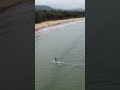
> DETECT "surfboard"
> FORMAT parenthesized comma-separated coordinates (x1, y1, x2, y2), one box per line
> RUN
(52, 61, 62, 63)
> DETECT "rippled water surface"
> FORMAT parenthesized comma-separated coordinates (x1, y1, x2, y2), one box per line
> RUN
(35, 20, 85, 90)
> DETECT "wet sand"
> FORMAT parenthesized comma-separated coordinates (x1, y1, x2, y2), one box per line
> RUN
(35, 18, 85, 31)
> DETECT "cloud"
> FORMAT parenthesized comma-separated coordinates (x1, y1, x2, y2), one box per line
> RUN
(35, 0, 85, 9)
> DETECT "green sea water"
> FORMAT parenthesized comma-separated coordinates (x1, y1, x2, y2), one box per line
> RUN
(35, 20, 85, 90)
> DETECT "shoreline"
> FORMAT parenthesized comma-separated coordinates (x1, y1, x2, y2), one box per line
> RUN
(35, 20, 82, 38)
(35, 17, 85, 31)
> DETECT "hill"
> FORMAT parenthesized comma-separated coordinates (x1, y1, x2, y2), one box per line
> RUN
(68, 8, 85, 11)
(35, 5, 85, 12)
(35, 5, 54, 10)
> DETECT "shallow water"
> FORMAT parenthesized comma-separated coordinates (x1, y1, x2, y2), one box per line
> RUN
(35, 20, 85, 90)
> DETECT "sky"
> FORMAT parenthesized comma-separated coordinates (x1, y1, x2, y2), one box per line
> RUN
(35, 0, 85, 9)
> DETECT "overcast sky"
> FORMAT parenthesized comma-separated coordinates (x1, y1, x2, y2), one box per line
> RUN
(35, 0, 85, 9)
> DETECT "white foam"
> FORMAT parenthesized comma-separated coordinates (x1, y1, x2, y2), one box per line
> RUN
(35, 20, 82, 38)
(52, 61, 62, 64)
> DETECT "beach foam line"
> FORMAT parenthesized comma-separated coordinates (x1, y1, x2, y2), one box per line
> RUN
(35, 20, 83, 38)
(35, 18, 85, 30)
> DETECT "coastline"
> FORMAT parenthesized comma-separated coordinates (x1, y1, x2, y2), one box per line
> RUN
(35, 17, 85, 31)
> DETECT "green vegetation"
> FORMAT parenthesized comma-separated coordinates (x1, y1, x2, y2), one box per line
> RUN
(35, 10, 85, 23)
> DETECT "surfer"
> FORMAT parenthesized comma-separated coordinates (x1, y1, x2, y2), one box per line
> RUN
(52, 57, 63, 64)
(55, 57, 57, 63)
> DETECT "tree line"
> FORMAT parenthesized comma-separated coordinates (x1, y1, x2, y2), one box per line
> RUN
(35, 10, 85, 23)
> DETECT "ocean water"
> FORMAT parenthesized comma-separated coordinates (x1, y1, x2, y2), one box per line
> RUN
(35, 20, 85, 90)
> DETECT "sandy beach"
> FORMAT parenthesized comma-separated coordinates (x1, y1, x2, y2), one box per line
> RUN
(35, 18, 85, 31)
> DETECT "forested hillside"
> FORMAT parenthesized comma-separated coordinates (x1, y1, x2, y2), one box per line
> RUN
(35, 10, 85, 23)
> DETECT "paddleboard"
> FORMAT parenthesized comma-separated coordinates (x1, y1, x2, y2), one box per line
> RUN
(52, 61, 62, 64)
